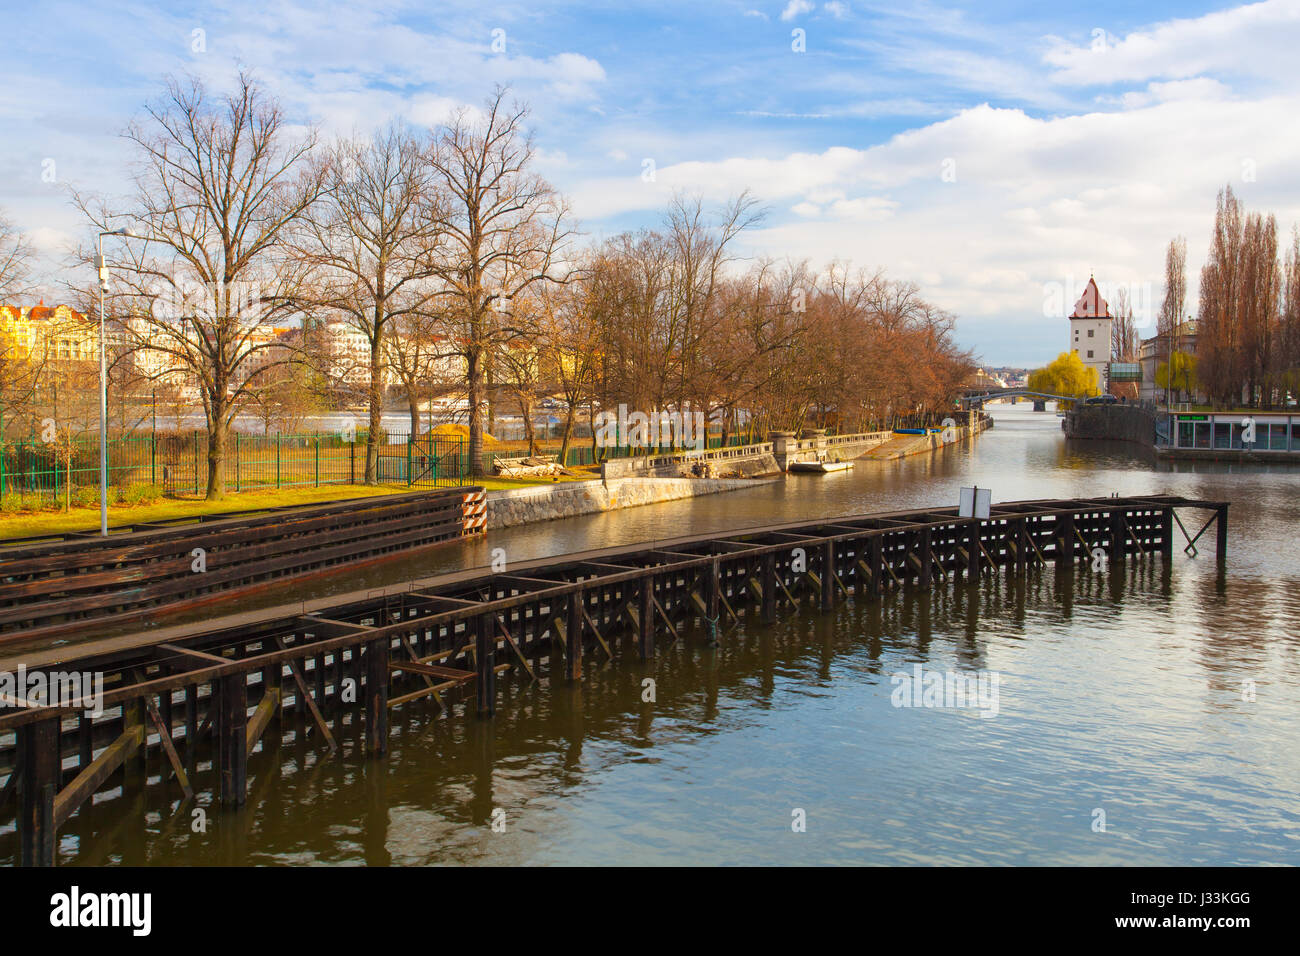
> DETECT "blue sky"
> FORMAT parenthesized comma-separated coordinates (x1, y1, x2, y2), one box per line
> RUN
(4, 0, 1299, 365)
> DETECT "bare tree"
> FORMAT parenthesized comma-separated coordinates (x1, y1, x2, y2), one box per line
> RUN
(296, 124, 446, 480)
(0, 208, 31, 301)
(74, 73, 324, 499)
(426, 87, 575, 474)
(1158, 236, 1187, 405)
(0, 211, 37, 434)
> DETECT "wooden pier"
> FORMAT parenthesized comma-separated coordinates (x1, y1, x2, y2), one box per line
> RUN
(0, 487, 487, 645)
(0, 494, 1227, 866)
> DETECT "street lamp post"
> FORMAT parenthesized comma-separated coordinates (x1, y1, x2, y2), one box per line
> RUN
(95, 227, 135, 536)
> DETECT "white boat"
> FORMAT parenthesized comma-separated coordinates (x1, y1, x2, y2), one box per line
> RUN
(789, 459, 853, 473)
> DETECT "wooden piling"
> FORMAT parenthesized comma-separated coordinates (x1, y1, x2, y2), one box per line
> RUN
(475, 614, 496, 716)
(639, 577, 655, 659)
(17, 717, 58, 867)
(566, 589, 583, 680)
(365, 637, 389, 754)
(821, 539, 835, 610)
(1109, 508, 1126, 563)
(216, 674, 247, 807)
(762, 553, 777, 623)
(918, 528, 933, 589)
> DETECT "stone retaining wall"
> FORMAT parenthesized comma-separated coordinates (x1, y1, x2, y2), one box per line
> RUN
(486, 476, 769, 529)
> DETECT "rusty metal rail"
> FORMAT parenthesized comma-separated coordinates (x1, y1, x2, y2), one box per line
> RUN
(0, 494, 1226, 866)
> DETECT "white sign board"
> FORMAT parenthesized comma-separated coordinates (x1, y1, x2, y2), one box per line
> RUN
(959, 486, 991, 520)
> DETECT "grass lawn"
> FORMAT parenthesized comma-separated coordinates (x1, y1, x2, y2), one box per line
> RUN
(0, 472, 598, 541)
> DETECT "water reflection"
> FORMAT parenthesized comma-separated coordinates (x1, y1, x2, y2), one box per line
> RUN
(8, 405, 1299, 866)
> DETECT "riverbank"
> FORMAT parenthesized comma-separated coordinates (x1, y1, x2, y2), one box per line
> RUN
(488, 475, 771, 529)
(856, 417, 993, 461)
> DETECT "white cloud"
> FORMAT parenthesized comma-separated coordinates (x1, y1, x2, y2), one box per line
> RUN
(781, 1, 815, 22)
(1043, 0, 1300, 87)
(569, 87, 1300, 357)
(824, 2, 849, 19)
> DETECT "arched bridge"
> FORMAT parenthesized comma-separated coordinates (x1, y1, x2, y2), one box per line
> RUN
(959, 387, 1080, 407)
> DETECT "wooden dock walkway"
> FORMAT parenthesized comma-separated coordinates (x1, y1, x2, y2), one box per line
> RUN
(0, 494, 1227, 865)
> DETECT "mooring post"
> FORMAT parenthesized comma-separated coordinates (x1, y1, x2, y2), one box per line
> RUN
(1058, 511, 1075, 564)
(821, 539, 835, 610)
(18, 716, 59, 867)
(1216, 504, 1228, 561)
(966, 518, 981, 583)
(566, 588, 584, 680)
(918, 527, 933, 589)
(475, 614, 496, 716)
(217, 674, 248, 807)
(1160, 506, 1174, 558)
(1109, 508, 1126, 563)
(1015, 518, 1028, 573)
(870, 535, 884, 596)
(705, 558, 720, 641)
(639, 576, 655, 660)
(364, 637, 389, 754)
(762, 552, 777, 623)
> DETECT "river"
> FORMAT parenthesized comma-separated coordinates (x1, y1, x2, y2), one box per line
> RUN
(41, 404, 1300, 865)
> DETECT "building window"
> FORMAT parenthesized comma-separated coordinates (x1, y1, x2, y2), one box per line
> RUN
(1087, 329, 1094, 338)
(1086, 350, 1094, 358)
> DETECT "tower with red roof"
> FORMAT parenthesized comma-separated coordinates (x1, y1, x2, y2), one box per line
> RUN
(1069, 276, 1112, 392)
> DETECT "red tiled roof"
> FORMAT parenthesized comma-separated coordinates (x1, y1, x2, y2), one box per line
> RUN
(1069, 277, 1110, 319)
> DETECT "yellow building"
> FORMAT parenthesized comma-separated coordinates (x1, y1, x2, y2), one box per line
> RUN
(0, 303, 98, 364)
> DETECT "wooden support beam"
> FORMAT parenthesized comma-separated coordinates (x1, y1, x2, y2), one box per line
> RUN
(143, 692, 193, 799)
(18, 717, 59, 866)
(1109, 508, 1126, 563)
(821, 539, 835, 610)
(494, 618, 537, 681)
(1216, 504, 1229, 560)
(704, 558, 720, 643)
(475, 614, 496, 717)
(387, 660, 474, 682)
(273, 636, 337, 751)
(1120, 514, 1146, 559)
(245, 686, 282, 758)
(639, 576, 655, 660)
(918, 527, 933, 589)
(650, 591, 681, 645)
(580, 606, 614, 659)
(50, 722, 144, 832)
(217, 673, 248, 806)
(870, 536, 884, 596)
(566, 589, 584, 681)
(365, 638, 389, 754)
(762, 553, 777, 624)
(158, 643, 229, 665)
(1057, 512, 1075, 564)
(776, 573, 801, 610)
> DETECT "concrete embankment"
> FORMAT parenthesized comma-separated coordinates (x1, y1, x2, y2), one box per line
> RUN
(857, 419, 992, 462)
(1065, 404, 1156, 444)
(487, 476, 770, 529)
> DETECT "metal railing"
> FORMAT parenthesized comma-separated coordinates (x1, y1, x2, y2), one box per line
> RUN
(0, 431, 471, 507)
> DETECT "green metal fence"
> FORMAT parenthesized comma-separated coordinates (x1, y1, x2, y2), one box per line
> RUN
(0, 431, 470, 507)
(0, 429, 758, 508)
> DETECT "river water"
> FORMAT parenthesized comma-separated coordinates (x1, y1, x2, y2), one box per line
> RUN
(44, 405, 1300, 865)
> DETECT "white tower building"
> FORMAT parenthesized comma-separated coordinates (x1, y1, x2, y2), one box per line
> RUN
(1069, 276, 1112, 393)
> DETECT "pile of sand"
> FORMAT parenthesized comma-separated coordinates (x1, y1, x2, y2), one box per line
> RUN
(424, 423, 501, 445)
